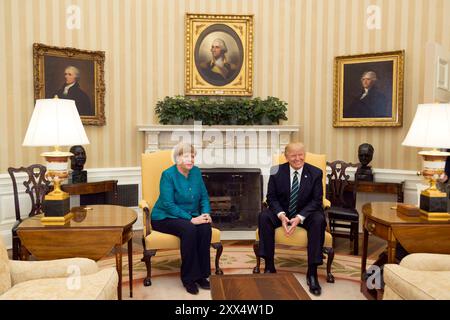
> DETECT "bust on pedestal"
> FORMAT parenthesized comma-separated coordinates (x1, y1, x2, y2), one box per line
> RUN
(70, 145, 87, 183)
(356, 143, 374, 182)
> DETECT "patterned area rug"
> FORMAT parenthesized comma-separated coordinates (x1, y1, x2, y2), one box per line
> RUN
(99, 245, 367, 281)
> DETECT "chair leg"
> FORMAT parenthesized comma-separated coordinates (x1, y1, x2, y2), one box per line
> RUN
(141, 249, 156, 286)
(211, 242, 224, 275)
(323, 247, 335, 283)
(252, 241, 261, 274)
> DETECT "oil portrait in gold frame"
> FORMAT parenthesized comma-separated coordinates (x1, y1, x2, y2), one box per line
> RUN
(185, 14, 254, 96)
(333, 50, 404, 127)
(33, 43, 106, 126)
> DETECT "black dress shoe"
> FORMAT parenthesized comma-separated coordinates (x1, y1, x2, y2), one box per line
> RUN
(264, 267, 277, 273)
(306, 274, 322, 296)
(184, 282, 199, 295)
(195, 278, 210, 290)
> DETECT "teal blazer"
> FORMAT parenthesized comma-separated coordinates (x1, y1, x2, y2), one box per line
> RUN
(151, 165, 211, 221)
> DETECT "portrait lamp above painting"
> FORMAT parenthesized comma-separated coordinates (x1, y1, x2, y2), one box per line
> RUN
(22, 97, 90, 225)
(402, 103, 450, 221)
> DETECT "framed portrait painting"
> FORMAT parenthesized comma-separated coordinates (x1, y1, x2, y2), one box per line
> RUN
(333, 50, 404, 127)
(33, 43, 106, 125)
(185, 14, 254, 96)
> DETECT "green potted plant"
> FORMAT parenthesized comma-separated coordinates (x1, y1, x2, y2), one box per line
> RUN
(155, 96, 193, 124)
(260, 96, 288, 124)
(155, 95, 288, 125)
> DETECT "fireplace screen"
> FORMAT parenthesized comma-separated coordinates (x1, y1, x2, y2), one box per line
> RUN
(201, 168, 263, 230)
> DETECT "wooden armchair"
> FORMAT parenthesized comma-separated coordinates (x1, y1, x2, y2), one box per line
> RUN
(252, 153, 335, 283)
(8, 164, 50, 260)
(139, 151, 223, 286)
(326, 160, 360, 255)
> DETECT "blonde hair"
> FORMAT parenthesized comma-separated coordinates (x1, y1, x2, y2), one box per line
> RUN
(285, 142, 305, 155)
(172, 142, 196, 163)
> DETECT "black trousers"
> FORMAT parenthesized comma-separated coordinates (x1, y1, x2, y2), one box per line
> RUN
(258, 209, 326, 266)
(152, 218, 212, 285)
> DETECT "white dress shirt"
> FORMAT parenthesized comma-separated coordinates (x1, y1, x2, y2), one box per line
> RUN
(360, 88, 369, 100)
(277, 165, 306, 223)
(63, 82, 75, 95)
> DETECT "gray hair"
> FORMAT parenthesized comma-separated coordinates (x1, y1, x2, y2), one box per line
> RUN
(172, 142, 196, 162)
(65, 66, 80, 79)
(361, 71, 377, 81)
(211, 38, 228, 54)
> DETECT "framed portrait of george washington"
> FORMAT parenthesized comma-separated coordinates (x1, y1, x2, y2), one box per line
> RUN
(185, 14, 254, 96)
(33, 43, 106, 126)
(333, 50, 404, 127)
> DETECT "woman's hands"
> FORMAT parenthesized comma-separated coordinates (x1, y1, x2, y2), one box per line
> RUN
(191, 213, 212, 225)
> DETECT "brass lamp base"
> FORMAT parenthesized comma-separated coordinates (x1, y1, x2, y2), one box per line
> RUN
(41, 212, 74, 226)
(420, 189, 450, 221)
(42, 197, 70, 217)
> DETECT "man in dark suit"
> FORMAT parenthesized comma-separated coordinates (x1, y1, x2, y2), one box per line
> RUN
(258, 142, 326, 296)
(55, 66, 92, 116)
(344, 71, 390, 118)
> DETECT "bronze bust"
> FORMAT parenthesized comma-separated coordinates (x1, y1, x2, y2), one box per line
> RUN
(356, 143, 374, 182)
(70, 145, 87, 183)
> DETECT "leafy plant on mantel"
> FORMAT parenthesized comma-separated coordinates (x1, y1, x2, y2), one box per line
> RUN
(155, 96, 288, 125)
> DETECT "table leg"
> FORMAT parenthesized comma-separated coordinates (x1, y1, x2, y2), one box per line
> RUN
(128, 238, 133, 298)
(361, 228, 369, 280)
(115, 244, 122, 300)
(387, 241, 397, 263)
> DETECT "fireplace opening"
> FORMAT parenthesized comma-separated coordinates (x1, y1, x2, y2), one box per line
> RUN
(201, 168, 263, 230)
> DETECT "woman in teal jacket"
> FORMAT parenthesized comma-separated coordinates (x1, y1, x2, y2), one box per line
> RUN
(151, 143, 212, 295)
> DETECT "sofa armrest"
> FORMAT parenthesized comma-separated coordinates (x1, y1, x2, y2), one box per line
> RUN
(400, 253, 450, 271)
(9, 258, 99, 286)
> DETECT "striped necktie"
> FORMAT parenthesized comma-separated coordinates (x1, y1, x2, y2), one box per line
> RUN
(288, 171, 299, 217)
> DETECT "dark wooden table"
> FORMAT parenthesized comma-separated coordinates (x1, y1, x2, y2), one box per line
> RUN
(348, 181, 404, 203)
(360, 202, 450, 300)
(61, 180, 118, 204)
(210, 273, 311, 300)
(17, 205, 137, 300)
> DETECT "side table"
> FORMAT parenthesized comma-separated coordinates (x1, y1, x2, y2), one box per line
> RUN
(360, 202, 450, 300)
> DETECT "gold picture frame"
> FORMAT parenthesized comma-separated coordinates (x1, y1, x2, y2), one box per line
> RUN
(333, 50, 404, 127)
(185, 14, 254, 96)
(33, 43, 106, 126)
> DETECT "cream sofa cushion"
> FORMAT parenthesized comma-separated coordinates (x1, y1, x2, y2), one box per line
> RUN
(399, 253, 450, 271)
(9, 258, 98, 285)
(383, 264, 450, 300)
(0, 268, 118, 300)
(0, 239, 11, 295)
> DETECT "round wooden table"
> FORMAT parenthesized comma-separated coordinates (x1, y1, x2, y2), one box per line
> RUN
(17, 205, 137, 300)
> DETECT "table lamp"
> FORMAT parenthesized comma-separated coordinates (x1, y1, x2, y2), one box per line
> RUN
(402, 103, 450, 221)
(23, 98, 90, 225)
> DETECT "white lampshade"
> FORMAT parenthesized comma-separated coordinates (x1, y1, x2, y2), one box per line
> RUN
(402, 103, 450, 149)
(23, 98, 89, 147)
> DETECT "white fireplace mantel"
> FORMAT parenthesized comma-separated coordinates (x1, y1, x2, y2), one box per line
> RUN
(137, 124, 301, 154)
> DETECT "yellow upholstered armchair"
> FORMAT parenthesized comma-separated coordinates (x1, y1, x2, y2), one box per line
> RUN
(253, 152, 335, 283)
(0, 238, 118, 300)
(139, 151, 223, 286)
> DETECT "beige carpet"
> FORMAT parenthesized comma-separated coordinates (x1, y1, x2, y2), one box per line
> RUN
(98, 245, 371, 300)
